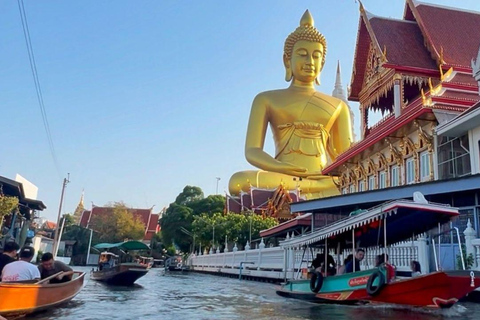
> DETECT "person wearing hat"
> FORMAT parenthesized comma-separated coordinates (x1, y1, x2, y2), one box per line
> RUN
(1, 246, 40, 282)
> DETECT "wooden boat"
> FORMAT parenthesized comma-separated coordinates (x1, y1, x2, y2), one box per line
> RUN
(0, 271, 86, 317)
(90, 240, 150, 286)
(276, 194, 480, 308)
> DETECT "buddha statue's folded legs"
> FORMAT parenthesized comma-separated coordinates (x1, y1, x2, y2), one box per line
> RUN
(228, 170, 339, 199)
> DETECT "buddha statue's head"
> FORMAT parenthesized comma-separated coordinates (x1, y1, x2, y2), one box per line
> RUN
(283, 10, 327, 85)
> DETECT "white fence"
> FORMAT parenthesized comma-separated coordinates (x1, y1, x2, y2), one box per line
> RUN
(188, 235, 428, 280)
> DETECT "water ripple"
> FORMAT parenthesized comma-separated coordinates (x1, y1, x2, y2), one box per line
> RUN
(25, 267, 480, 320)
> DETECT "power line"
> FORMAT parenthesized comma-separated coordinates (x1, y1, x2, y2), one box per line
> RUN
(17, 0, 62, 177)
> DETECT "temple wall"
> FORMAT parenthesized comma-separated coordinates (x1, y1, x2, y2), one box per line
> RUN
(339, 123, 434, 194)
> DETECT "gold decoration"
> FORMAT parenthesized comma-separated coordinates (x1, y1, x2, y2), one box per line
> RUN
(377, 152, 388, 171)
(386, 138, 402, 166)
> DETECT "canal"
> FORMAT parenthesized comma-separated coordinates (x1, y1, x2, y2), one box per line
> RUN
(31, 267, 480, 320)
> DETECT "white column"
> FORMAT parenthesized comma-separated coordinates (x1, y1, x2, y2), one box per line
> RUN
(464, 219, 476, 258)
(472, 239, 480, 270)
(417, 234, 430, 273)
(393, 75, 402, 118)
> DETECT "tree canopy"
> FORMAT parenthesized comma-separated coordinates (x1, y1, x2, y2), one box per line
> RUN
(159, 186, 278, 254)
(90, 202, 145, 243)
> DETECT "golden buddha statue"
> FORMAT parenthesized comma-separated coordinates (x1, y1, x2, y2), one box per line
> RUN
(229, 10, 353, 199)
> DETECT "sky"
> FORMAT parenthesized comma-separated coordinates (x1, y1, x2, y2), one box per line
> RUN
(1, 0, 480, 222)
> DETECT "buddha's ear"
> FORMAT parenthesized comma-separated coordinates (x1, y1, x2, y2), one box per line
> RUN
(315, 74, 321, 85)
(283, 54, 292, 82)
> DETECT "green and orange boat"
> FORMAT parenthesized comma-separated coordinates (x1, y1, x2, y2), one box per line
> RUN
(276, 195, 480, 308)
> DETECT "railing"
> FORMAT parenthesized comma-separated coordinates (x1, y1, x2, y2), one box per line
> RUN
(188, 236, 427, 280)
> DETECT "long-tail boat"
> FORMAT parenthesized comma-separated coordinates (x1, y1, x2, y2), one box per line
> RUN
(276, 193, 480, 308)
(90, 240, 150, 285)
(0, 271, 86, 317)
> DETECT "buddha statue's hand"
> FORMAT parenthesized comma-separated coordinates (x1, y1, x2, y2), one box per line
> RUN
(273, 162, 308, 177)
(306, 173, 332, 180)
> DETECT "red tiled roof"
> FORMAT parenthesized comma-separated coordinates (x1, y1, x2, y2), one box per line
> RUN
(446, 73, 479, 87)
(259, 214, 311, 238)
(411, 2, 480, 68)
(78, 210, 91, 227)
(350, 15, 371, 100)
(43, 221, 56, 230)
(81, 206, 156, 242)
(370, 18, 437, 71)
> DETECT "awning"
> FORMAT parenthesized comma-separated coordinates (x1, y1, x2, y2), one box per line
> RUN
(280, 199, 458, 249)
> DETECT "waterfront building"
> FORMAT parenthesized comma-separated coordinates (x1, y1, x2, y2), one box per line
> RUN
(0, 175, 46, 248)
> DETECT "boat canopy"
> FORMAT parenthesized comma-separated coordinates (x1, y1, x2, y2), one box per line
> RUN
(280, 199, 459, 250)
(94, 240, 150, 251)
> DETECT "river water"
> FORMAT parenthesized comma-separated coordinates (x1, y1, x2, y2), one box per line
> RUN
(29, 267, 480, 320)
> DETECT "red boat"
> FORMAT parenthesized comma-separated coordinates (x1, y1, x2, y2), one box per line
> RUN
(277, 195, 480, 308)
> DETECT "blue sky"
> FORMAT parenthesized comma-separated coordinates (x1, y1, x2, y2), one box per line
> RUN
(1, 0, 480, 222)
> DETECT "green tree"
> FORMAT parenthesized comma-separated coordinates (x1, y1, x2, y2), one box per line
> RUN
(159, 203, 194, 252)
(187, 194, 225, 217)
(62, 225, 91, 265)
(192, 212, 277, 250)
(90, 202, 145, 243)
(0, 195, 19, 221)
(60, 213, 75, 228)
(175, 186, 204, 206)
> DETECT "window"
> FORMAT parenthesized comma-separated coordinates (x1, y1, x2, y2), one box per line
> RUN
(420, 151, 431, 181)
(438, 135, 471, 179)
(342, 188, 347, 195)
(406, 157, 415, 184)
(378, 171, 386, 189)
(368, 175, 375, 190)
(358, 180, 365, 192)
(349, 185, 355, 193)
(391, 165, 399, 187)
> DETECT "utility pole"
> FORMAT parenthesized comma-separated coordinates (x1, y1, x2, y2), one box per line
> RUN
(215, 177, 221, 195)
(52, 174, 70, 258)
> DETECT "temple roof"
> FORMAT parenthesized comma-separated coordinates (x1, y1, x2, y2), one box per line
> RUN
(371, 18, 437, 71)
(78, 206, 159, 242)
(406, 0, 480, 68)
(350, 1, 480, 101)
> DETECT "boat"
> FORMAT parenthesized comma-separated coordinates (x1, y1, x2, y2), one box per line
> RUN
(90, 240, 150, 285)
(0, 271, 86, 317)
(276, 194, 480, 308)
(166, 255, 185, 271)
(138, 256, 154, 269)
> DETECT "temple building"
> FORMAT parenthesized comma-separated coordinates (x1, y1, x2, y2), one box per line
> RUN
(78, 205, 160, 244)
(325, 0, 480, 194)
(232, 1, 480, 248)
(286, 1, 480, 270)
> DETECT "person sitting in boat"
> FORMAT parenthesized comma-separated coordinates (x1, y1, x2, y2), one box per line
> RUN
(0, 241, 20, 278)
(411, 260, 421, 277)
(38, 252, 74, 284)
(311, 253, 323, 272)
(318, 254, 336, 276)
(345, 248, 365, 273)
(338, 254, 353, 274)
(1, 246, 40, 282)
(375, 254, 389, 267)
